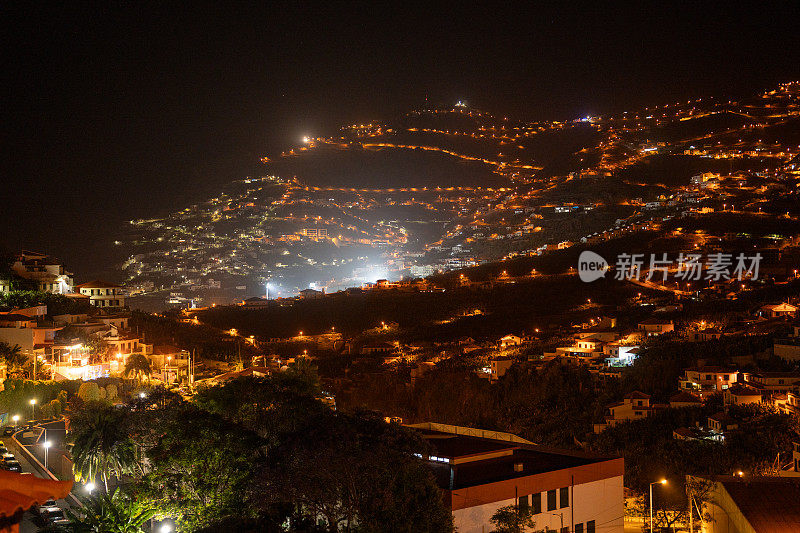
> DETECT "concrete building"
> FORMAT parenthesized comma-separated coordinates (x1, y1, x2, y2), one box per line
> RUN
(409, 422, 623, 533)
(10, 251, 73, 294)
(759, 302, 798, 319)
(689, 475, 800, 533)
(594, 391, 661, 433)
(637, 318, 675, 336)
(679, 367, 739, 397)
(489, 357, 513, 382)
(723, 384, 762, 406)
(75, 280, 126, 308)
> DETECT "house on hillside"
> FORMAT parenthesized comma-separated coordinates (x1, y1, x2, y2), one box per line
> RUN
(637, 318, 675, 336)
(499, 334, 523, 348)
(759, 302, 798, 319)
(669, 391, 703, 408)
(708, 412, 738, 435)
(489, 357, 514, 382)
(75, 280, 126, 308)
(723, 384, 762, 406)
(594, 391, 664, 433)
(679, 367, 739, 397)
(298, 288, 324, 299)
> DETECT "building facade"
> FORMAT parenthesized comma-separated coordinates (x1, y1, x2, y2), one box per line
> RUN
(409, 423, 623, 533)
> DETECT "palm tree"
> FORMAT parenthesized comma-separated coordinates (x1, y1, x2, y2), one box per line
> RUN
(64, 487, 154, 532)
(68, 403, 138, 491)
(123, 353, 151, 382)
(0, 341, 28, 377)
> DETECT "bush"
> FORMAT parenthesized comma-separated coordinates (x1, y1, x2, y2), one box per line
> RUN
(106, 384, 118, 401)
(49, 399, 62, 417)
(77, 382, 102, 402)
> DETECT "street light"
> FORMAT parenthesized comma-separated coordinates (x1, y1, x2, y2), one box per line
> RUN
(85, 482, 96, 493)
(139, 392, 147, 399)
(650, 479, 667, 533)
(159, 524, 172, 533)
(43, 441, 51, 470)
(12, 415, 19, 430)
(29, 399, 37, 420)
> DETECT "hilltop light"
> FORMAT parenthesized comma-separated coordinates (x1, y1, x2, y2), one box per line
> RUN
(302, 136, 311, 144)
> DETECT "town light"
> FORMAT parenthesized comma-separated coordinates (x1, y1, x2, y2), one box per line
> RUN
(160, 524, 173, 533)
(139, 392, 147, 399)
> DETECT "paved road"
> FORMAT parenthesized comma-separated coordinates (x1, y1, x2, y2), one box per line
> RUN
(2, 434, 71, 532)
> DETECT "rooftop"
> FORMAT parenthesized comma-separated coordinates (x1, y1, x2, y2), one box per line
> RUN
(75, 279, 122, 289)
(416, 427, 618, 490)
(717, 476, 800, 533)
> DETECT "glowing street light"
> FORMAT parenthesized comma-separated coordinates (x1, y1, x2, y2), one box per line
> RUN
(139, 392, 147, 399)
(43, 441, 51, 469)
(29, 399, 36, 420)
(160, 524, 173, 533)
(85, 482, 96, 493)
(11, 415, 19, 430)
(650, 479, 667, 533)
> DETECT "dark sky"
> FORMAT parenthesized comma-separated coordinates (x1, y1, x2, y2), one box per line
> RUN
(3, 2, 799, 279)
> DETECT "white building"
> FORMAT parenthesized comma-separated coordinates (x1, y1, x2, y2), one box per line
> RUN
(409, 422, 623, 533)
(10, 251, 73, 293)
(75, 280, 126, 308)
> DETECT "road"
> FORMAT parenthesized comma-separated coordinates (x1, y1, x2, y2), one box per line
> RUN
(3, 431, 71, 532)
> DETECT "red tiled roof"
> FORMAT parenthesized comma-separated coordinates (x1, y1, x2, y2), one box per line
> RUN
(727, 384, 761, 396)
(625, 391, 651, 399)
(75, 279, 121, 289)
(670, 391, 702, 404)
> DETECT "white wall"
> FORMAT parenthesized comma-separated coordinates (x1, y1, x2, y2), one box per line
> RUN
(453, 475, 624, 533)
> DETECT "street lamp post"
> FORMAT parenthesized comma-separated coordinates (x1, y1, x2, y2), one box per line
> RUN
(12, 415, 19, 431)
(29, 399, 36, 421)
(43, 441, 51, 470)
(650, 479, 667, 533)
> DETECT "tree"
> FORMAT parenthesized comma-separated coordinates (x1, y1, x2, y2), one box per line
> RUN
(255, 410, 453, 533)
(64, 487, 154, 532)
(489, 505, 539, 533)
(123, 353, 151, 383)
(134, 404, 265, 531)
(77, 382, 102, 403)
(68, 402, 138, 491)
(0, 342, 28, 376)
(193, 373, 325, 442)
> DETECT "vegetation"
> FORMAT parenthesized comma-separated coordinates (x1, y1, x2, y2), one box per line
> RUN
(0, 290, 91, 315)
(489, 505, 540, 533)
(0, 342, 28, 377)
(64, 488, 155, 532)
(64, 371, 453, 532)
(69, 401, 139, 491)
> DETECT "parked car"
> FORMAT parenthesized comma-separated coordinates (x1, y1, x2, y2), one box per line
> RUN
(33, 500, 58, 516)
(40, 506, 69, 527)
(2, 460, 21, 472)
(2, 426, 14, 436)
(0, 445, 8, 455)
(1, 452, 15, 463)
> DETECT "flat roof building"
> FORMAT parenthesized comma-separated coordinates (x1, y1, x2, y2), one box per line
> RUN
(408, 422, 623, 533)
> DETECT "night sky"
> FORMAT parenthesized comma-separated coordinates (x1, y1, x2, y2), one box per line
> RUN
(3, 3, 799, 279)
